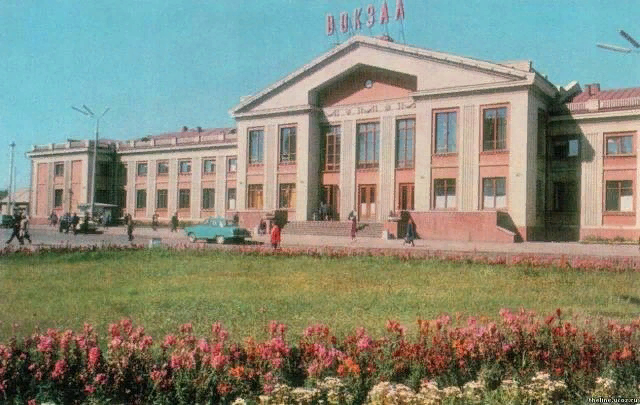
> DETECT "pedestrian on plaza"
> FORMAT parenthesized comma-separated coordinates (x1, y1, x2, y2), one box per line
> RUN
(48, 211, 58, 227)
(403, 218, 415, 247)
(348, 210, 357, 241)
(71, 212, 80, 235)
(127, 218, 135, 242)
(270, 222, 281, 249)
(5, 212, 24, 245)
(320, 201, 328, 221)
(19, 214, 32, 245)
(171, 212, 179, 232)
(152, 212, 159, 231)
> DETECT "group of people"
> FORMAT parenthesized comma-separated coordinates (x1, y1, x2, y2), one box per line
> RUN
(50, 211, 90, 235)
(5, 211, 31, 245)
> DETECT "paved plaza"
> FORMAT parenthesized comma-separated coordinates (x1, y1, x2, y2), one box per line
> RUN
(3, 224, 640, 259)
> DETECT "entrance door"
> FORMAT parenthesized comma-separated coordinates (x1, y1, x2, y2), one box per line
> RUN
(322, 185, 340, 220)
(358, 185, 376, 221)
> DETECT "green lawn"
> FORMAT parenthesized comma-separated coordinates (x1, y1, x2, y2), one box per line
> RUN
(1, 249, 639, 342)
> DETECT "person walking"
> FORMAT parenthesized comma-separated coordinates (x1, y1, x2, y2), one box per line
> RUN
(403, 218, 415, 247)
(270, 222, 281, 249)
(48, 211, 58, 227)
(71, 212, 80, 235)
(152, 212, 159, 231)
(171, 212, 179, 232)
(348, 210, 357, 241)
(127, 218, 135, 242)
(19, 214, 32, 245)
(6, 212, 24, 245)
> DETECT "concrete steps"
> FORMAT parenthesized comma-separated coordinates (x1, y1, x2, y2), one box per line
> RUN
(282, 221, 384, 238)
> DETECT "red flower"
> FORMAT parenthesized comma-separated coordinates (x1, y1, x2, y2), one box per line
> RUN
(216, 382, 232, 396)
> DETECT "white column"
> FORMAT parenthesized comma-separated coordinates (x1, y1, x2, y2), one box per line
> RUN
(295, 115, 311, 221)
(168, 158, 178, 215)
(126, 161, 136, 214)
(379, 116, 395, 221)
(459, 105, 478, 210)
(264, 124, 277, 210)
(147, 159, 156, 218)
(216, 157, 226, 217)
(414, 102, 432, 211)
(64, 160, 72, 212)
(192, 157, 202, 219)
(340, 119, 356, 219)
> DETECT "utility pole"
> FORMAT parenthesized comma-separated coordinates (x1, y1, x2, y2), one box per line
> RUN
(8, 142, 15, 215)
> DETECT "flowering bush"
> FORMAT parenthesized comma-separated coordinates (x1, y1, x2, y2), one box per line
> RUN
(1, 310, 640, 404)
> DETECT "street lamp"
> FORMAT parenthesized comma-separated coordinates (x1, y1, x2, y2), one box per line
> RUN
(597, 29, 640, 54)
(72, 105, 110, 217)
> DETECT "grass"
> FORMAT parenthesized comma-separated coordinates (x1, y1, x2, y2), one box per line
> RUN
(1, 248, 640, 342)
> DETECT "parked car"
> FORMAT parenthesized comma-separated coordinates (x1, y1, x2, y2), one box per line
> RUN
(184, 216, 251, 244)
(0, 214, 14, 228)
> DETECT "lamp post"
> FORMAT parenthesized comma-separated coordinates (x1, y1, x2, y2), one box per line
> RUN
(8, 141, 15, 214)
(597, 29, 640, 54)
(72, 105, 109, 217)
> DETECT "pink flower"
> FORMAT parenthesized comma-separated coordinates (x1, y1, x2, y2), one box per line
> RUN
(88, 347, 100, 370)
(139, 335, 153, 350)
(180, 323, 193, 334)
(357, 336, 372, 351)
(37, 336, 54, 353)
(108, 323, 120, 338)
(94, 373, 107, 385)
(109, 337, 123, 350)
(163, 335, 177, 347)
(211, 354, 228, 370)
(170, 354, 183, 370)
(51, 359, 66, 380)
(197, 338, 210, 353)
(28, 400, 37, 405)
(84, 384, 96, 394)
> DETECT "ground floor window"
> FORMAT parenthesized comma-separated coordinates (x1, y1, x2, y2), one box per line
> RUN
(54, 189, 63, 208)
(434, 179, 456, 209)
(202, 188, 215, 210)
(247, 184, 263, 209)
(482, 177, 506, 209)
(606, 180, 633, 212)
(279, 183, 296, 209)
(156, 189, 168, 209)
(179, 189, 190, 209)
(227, 188, 236, 210)
(398, 183, 415, 211)
(136, 189, 147, 209)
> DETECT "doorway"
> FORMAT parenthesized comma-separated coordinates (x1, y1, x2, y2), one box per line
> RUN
(358, 185, 376, 221)
(322, 185, 340, 220)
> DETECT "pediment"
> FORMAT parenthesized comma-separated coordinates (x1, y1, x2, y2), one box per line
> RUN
(231, 36, 534, 117)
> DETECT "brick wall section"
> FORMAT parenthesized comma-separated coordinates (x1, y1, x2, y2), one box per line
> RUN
(408, 211, 516, 243)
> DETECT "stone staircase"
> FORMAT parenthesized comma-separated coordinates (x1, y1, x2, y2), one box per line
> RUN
(282, 221, 384, 238)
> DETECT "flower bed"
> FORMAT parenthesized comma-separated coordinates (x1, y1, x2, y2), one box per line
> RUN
(1, 310, 640, 404)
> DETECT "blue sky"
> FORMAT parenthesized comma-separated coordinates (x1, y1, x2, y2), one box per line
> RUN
(2, 0, 640, 189)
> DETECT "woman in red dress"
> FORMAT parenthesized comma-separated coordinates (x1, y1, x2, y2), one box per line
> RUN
(270, 223, 281, 249)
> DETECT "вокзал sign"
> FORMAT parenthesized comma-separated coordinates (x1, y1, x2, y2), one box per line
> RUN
(326, 0, 405, 36)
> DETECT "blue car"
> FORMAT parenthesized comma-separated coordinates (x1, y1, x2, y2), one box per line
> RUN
(184, 216, 251, 244)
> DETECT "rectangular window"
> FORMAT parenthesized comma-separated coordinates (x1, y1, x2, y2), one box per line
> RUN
(179, 189, 190, 209)
(482, 107, 507, 151)
(247, 184, 264, 210)
(434, 179, 456, 209)
(483, 177, 506, 209)
(202, 188, 215, 210)
(434, 111, 457, 154)
(54, 163, 64, 177)
(606, 135, 634, 155)
(137, 162, 148, 176)
(552, 137, 580, 159)
(606, 180, 633, 212)
(249, 129, 264, 164)
(179, 160, 191, 174)
(398, 183, 415, 211)
(157, 161, 169, 175)
(356, 122, 380, 168)
(227, 188, 236, 210)
(136, 189, 147, 209)
(54, 189, 63, 207)
(279, 183, 296, 209)
(324, 125, 341, 171)
(156, 189, 168, 209)
(396, 118, 415, 168)
(203, 159, 216, 174)
(227, 157, 237, 173)
(279, 127, 297, 162)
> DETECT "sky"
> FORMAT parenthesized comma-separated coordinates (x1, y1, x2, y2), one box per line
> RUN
(1, 0, 640, 190)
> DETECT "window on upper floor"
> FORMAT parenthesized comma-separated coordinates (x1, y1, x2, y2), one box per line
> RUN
(396, 118, 415, 168)
(323, 125, 341, 172)
(606, 134, 634, 156)
(356, 122, 379, 168)
(157, 161, 169, 175)
(434, 111, 457, 154)
(54, 163, 64, 177)
(482, 107, 507, 151)
(552, 137, 580, 160)
(137, 162, 148, 176)
(249, 129, 264, 164)
(280, 127, 297, 163)
(227, 157, 237, 173)
(179, 160, 191, 174)
(203, 159, 216, 174)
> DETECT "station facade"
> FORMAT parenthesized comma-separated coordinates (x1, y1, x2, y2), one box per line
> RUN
(27, 35, 640, 242)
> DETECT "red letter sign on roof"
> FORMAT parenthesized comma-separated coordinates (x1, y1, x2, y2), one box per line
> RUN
(354, 7, 362, 31)
(380, 1, 389, 24)
(326, 14, 335, 36)
(366, 4, 376, 28)
(395, 0, 405, 20)
(340, 12, 349, 33)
